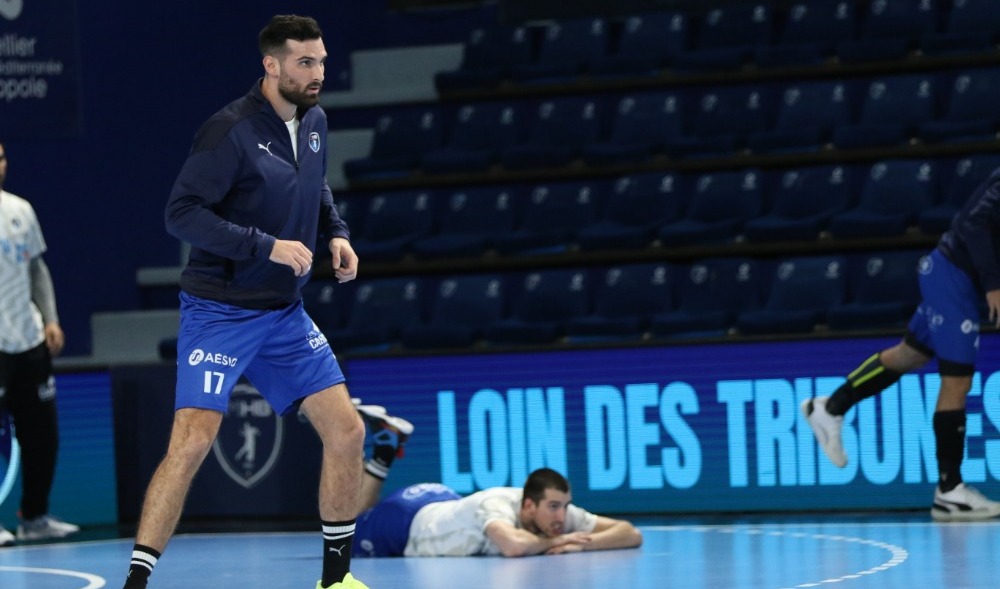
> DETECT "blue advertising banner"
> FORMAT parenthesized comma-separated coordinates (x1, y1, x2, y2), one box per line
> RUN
(0, 0, 82, 139)
(0, 371, 117, 527)
(346, 334, 1000, 515)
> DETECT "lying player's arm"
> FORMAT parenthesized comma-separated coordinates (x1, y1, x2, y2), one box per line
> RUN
(484, 521, 591, 557)
(579, 516, 643, 552)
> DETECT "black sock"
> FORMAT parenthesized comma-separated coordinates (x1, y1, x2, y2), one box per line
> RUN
(321, 519, 356, 587)
(123, 544, 161, 589)
(934, 409, 966, 493)
(826, 353, 902, 416)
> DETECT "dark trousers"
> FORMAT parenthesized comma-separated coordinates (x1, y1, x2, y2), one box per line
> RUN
(0, 343, 58, 520)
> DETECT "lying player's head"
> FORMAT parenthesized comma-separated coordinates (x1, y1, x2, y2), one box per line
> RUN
(521, 468, 572, 537)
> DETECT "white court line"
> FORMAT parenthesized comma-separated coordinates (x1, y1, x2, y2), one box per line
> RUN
(0, 565, 105, 588)
(648, 524, 909, 589)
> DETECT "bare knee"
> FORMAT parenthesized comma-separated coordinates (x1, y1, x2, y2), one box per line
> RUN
(880, 342, 931, 373)
(164, 409, 222, 467)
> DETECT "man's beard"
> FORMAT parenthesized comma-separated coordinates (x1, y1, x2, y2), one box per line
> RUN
(278, 79, 320, 109)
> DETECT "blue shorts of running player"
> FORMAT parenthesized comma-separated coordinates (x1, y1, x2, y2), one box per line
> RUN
(353, 483, 461, 557)
(174, 291, 345, 415)
(905, 249, 981, 376)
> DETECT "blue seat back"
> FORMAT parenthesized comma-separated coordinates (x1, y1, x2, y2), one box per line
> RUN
(943, 0, 1000, 36)
(345, 277, 423, 333)
(944, 154, 1000, 206)
(770, 165, 855, 218)
(858, 0, 941, 40)
(592, 263, 673, 319)
(774, 80, 854, 131)
(368, 109, 443, 160)
(359, 190, 435, 243)
(435, 187, 519, 235)
(696, 3, 774, 50)
(858, 160, 939, 216)
(615, 12, 689, 63)
(524, 97, 602, 147)
(535, 18, 609, 70)
(939, 68, 1000, 124)
(521, 183, 600, 233)
(676, 258, 767, 314)
(511, 269, 590, 323)
(429, 274, 506, 327)
(856, 74, 937, 127)
(604, 172, 686, 226)
(688, 85, 772, 138)
(686, 169, 764, 223)
(765, 256, 847, 312)
(609, 92, 684, 145)
(446, 103, 521, 151)
(460, 26, 533, 70)
(779, 0, 857, 46)
(847, 250, 924, 305)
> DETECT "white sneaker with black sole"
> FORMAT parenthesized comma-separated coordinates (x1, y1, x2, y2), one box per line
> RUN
(0, 525, 14, 547)
(16, 515, 80, 541)
(801, 396, 848, 468)
(931, 483, 1000, 521)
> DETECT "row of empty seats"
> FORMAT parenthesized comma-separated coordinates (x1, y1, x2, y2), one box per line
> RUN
(337, 155, 999, 261)
(346, 67, 1000, 180)
(302, 251, 929, 352)
(436, 0, 1000, 90)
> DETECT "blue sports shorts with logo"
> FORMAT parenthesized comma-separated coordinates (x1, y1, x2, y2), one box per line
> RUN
(353, 483, 461, 557)
(907, 249, 981, 368)
(174, 291, 345, 416)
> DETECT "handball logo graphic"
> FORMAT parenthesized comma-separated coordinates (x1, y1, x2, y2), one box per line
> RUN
(0, 412, 20, 508)
(211, 382, 283, 489)
(0, 0, 23, 20)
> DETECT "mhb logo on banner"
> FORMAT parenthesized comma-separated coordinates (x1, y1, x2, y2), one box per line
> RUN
(211, 382, 283, 489)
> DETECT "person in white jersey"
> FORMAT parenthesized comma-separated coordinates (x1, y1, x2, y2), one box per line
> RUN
(352, 436, 643, 558)
(0, 141, 79, 547)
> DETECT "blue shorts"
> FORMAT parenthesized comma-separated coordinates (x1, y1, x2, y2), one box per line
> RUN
(907, 250, 981, 369)
(174, 292, 345, 416)
(353, 483, 461, 557)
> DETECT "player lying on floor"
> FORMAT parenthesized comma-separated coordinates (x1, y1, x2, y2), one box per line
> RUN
(354, 403, 643, 557)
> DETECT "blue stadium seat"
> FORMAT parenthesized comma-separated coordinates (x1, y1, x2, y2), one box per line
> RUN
(567, 263, 673, 339)
(591, 12, 689, 76)
(301, 279, 353, 337)
(922, 0, 1000, 55)
(485, 269, 590, 344)
(674, 3, 774, 72)
(737, 256, 848, 334)
(920, 68, 1000, 144)
(577, 172, 686, 250)
(494, 182, 601, 255)
(838, 0, 941, 63)
(501, 97, 603, 170)
(421, 103, 521, 174)
(332, 193, 367, 241)
(744, 165, 856, 242)
(411, 187, 520, 259)
(434, 26, 533, 92)
(652, 258, 768, 337)
(755, 0, 858, 67)
(510, 18, 610, 83)
(658, 169, 764, 246)
(920, 154, 1000, 233)
(831, 74, 937, 149)
(350, 190, 435, 261)
(748, 80, 855, 153)
(401, 274, 505, 349)
(325, 277, 423, 352)
(827, 250, 925, 331)
(342, 108, 443, 181)
(828, 160, 939, 239)
(581, 92, 684, 166)
(666, 85, 773, 158)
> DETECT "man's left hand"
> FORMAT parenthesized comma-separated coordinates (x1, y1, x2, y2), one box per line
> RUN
(44, 322, 64, 357)
(330, 237, 358, 283)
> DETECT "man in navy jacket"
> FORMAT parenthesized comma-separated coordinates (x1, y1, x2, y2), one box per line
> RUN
(121, 15, 367, 589)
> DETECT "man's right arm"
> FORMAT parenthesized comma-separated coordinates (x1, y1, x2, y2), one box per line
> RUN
(484, 521, 591, 557)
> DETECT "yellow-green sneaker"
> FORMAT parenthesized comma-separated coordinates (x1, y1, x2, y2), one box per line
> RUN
(315, 572, 370, 589)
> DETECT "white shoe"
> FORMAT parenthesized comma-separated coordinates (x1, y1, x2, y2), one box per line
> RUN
(932, 483, 1000, 521)
(16, 515, 80, 541)
(0, 525, 14, 547)
(801, 396, 847, 468)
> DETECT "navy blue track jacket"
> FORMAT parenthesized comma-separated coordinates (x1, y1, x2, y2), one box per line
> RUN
(939, 167, 1000, 294)
(165, 81, 348, 309)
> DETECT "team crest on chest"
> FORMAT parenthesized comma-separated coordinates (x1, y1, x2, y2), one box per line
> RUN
(309, 132, 321, 153)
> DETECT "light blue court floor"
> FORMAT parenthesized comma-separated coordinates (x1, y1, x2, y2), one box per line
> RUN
(2, 514, 999, 589)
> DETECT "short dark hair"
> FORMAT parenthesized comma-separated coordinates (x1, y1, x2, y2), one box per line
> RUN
(522, 468, 570, 505)
(259, 15, 323, 57)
